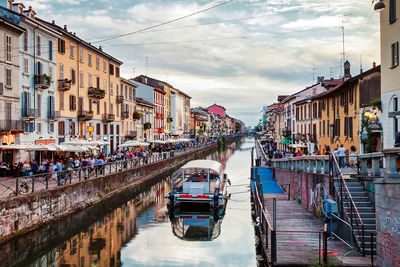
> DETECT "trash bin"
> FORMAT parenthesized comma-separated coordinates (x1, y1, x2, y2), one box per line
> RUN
(323, 199, 339, 235)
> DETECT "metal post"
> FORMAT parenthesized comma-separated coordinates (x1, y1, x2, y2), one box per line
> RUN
(362, 225, 365, 256)
(45, 176, 48, 189)
(273, 198, 277, 230)
(340, 182, 344, 218)
(271, 229, 277, 263)
(319, 232, 321, 264)
(288, 184, 291, 200)
(371, 232, 374, 266)
(31, 177, 35, 193)
(15, 178, 18, 196)
(251, 147, 254, 167)
(323, 224, 328, 264)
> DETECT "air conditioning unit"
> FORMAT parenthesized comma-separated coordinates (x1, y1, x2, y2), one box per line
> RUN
(0, 83, 3, 95)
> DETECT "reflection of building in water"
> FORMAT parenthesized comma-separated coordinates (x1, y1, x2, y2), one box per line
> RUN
(29, 181, 169, 267)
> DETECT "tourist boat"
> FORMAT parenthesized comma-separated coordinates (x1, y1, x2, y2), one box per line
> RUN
(167, 160, 229, 212)
(169, 211, 224, 241)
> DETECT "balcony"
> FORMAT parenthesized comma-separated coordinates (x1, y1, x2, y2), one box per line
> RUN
(48, 110, 61, 121)
(116, 95, 124, 103)
(121, 111, 130, 119)
(34, 74, 51, 90)
(125, 131, 137, 138)
(88, 87, 105, 99)
(78, 110, 93, 121)
(102, 113, 115, 122)
(0, 120, 24, 133)
(22, 108, 39, 120)
(58, 79, 72, 91)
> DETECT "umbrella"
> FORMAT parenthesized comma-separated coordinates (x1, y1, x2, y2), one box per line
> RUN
(120, 140, 143, 148)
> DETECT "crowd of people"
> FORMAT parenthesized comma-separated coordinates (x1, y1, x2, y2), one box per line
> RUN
(0, 140, 215, 178)
(260, 139, 358, 169)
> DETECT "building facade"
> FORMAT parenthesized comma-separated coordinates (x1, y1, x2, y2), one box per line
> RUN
(136, 97, 154, 142)
(120, 78, 137, 141)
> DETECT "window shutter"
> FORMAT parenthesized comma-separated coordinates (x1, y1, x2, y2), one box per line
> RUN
(71, 69, 76, 84)
(390, 0, 397, 23)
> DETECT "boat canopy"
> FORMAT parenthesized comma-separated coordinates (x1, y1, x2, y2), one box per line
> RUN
(180, 160, 224, 177)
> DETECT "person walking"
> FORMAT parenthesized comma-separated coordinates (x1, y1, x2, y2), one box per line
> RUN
(349, 146, 357, 169)
(338, 144, 347, 168)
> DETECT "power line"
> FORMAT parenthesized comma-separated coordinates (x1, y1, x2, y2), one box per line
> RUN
(91, 0, 235, 44)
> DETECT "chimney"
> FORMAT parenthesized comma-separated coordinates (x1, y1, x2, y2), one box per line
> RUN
(52, 20, 55, 24)
(360, 68, 363, 74)
(99, 46, 102, 51)
(64, 25, 67, 30)
(373, 62, 376, 68)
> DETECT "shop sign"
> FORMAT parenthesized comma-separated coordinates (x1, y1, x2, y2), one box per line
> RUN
(2, 134, 15, 145)
(88, 126, 94, 133)
(35, 139, 56, 145)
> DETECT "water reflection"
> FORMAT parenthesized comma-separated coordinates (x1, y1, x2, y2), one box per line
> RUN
(2, 138, 258, 267)
(169, 211, 224, 241)
(27, 181, 170, 267)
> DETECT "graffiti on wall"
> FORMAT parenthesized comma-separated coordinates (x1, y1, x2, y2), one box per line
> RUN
(379, 212, 400, 267)
(310, 183, 327, 218)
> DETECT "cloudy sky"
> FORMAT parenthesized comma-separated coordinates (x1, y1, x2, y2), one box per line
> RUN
(24, 0, 380, 126)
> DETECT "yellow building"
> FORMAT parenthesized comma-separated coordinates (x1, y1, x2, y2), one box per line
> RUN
(311, 65, 381, 154)
(120, 78, 137, 142)
(136, 97, 154, 141)
(37, 19, 123, 153)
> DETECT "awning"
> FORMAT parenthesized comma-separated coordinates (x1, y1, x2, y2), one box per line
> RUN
(279, 138, 293, 145)
(289, 144, 307, 148)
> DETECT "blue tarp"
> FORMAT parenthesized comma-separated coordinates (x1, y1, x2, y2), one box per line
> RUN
(251, 167, 284, 194)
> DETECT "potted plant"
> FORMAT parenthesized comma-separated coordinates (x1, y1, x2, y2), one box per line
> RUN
(144, 122, 152, 130)
(133, 111, 143, 120)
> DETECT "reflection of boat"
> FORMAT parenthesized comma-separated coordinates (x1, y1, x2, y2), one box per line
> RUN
(169, 211, 223, 241)
(167, 160, 229, 212)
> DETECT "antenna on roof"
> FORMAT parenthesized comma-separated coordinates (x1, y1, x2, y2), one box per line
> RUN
(340, 15, 346, 77)
(145, 57, 148, 76)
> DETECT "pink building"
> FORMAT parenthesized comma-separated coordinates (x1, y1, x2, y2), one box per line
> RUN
(207, 104, 226, 118)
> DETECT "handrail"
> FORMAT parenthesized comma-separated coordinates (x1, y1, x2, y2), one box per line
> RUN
(254, 181, 273, 231)
(330, 153, 365, 255)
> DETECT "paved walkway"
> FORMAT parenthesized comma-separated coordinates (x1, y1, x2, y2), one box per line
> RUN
(263, 195, 373, 266)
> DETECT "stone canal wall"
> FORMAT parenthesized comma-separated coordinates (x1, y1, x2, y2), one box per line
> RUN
(374, 178, 400, 267)
(0, 138, 239, 243)
(273, 169, 331, 215)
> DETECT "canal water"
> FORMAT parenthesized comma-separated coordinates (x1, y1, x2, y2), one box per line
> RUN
(1, 138, 257, 267)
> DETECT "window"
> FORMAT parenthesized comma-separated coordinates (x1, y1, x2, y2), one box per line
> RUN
(37, 35, 41, 56)
(103, 59, 107, 72)
(37, 94, 41, 116)
(334, 119, 340, 137)
(5, 69, 11, 87)
(390, 0, 397, 23)
(96, 56, 100, 69)
(395, 118, 399, 138)
(59, 91, 64, 110)
(97, 101, 100, 114)
(79, 71, 84, 88)
(70, 43, 74, 58)
(49, 40, 53, 61)
(392, 42, 399, 68)
(88, 73, 92, 87)
(88, 52, 92, 66)
(49, 66, 53, 81)
(110, 82, 113, 95)
(24, 58, 28, 74)
(59, 63, 64, 79)
(96, 123, 101, 135)
(58, 38, 65, 54)
(116, 67, 120, 78)
(103, 79, 107, 91)
(109, 64, 114, 75)
(58, 121, 65, 136)
(79, 47, 84, 63)
(323, 120, 325, 136)
(37, 123, 42, 133)
(37, 62, 43, 75)
(6, 35, 11, 62)
(24, 32, 28, 52)
(69, 95, 76, 111)
(71, 68, 76, 84)
(103, 124, 108, 135)
(71, 122, 75, 135)
(89, 99, 92, 112)
(48, 122, 54, 133)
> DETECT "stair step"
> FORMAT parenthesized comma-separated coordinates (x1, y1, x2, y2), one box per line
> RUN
(353, 202, 374, 207)
(359, 213, 376, 218)
(361, 218, 376, 224)
(347, 186, 365, 192)
(352, 196, 370, 202)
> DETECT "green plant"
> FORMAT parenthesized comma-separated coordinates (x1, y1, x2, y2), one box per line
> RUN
(369, 99, 382, 111)
(144, 122, 152, 130)
(132, 111, 143, 120)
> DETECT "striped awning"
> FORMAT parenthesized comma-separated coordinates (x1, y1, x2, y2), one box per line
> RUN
(279, 138, 294, 145)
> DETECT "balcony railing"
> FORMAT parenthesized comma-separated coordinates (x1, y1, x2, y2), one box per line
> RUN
(88, 87, 105, 99)
(34, 74, 51, 90)
(121, 111, 129, 119)
(116, 95, 124, 103)
(58, 79, 72, 91)
(103, 113, 115, 122)
(0, 120, 24, 132)
(48, 111, 61, 120)
(125, 131, 137, 138)
(22, 108, 39, 120)
(78, 110, 93, 121)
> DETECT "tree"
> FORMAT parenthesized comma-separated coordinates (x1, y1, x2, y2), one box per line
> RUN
(235, 122, 242, 133)
(254, 124, 262, 132)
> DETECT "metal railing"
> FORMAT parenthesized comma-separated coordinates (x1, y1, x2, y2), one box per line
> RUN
(252, 180, 328, 265)
(4, 142, 219, 198)
(329, 153, 366, 256)
(0, 120, 23, 132)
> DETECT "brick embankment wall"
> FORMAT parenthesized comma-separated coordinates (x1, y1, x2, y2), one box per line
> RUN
(0, 138, 241, 244)
(273, 169, 331, 214)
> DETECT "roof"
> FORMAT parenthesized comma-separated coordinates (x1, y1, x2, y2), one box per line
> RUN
(311, 65, 381, 101)
(207, 104, 226, 110)
(36, 17, 123, 65)
(121, 77, 138, 87)
(135, 75, 191, 99)
(277, 95, 289, 102)
(181, 160, 224, 176)
(136, 97, 154, 107)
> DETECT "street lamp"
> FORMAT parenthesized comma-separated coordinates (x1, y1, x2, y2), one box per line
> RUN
(306, 97, 312, 154)
(373, 0, 385, 11)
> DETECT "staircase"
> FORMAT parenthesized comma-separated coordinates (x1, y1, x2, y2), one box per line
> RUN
(334, 177, 376, 255)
